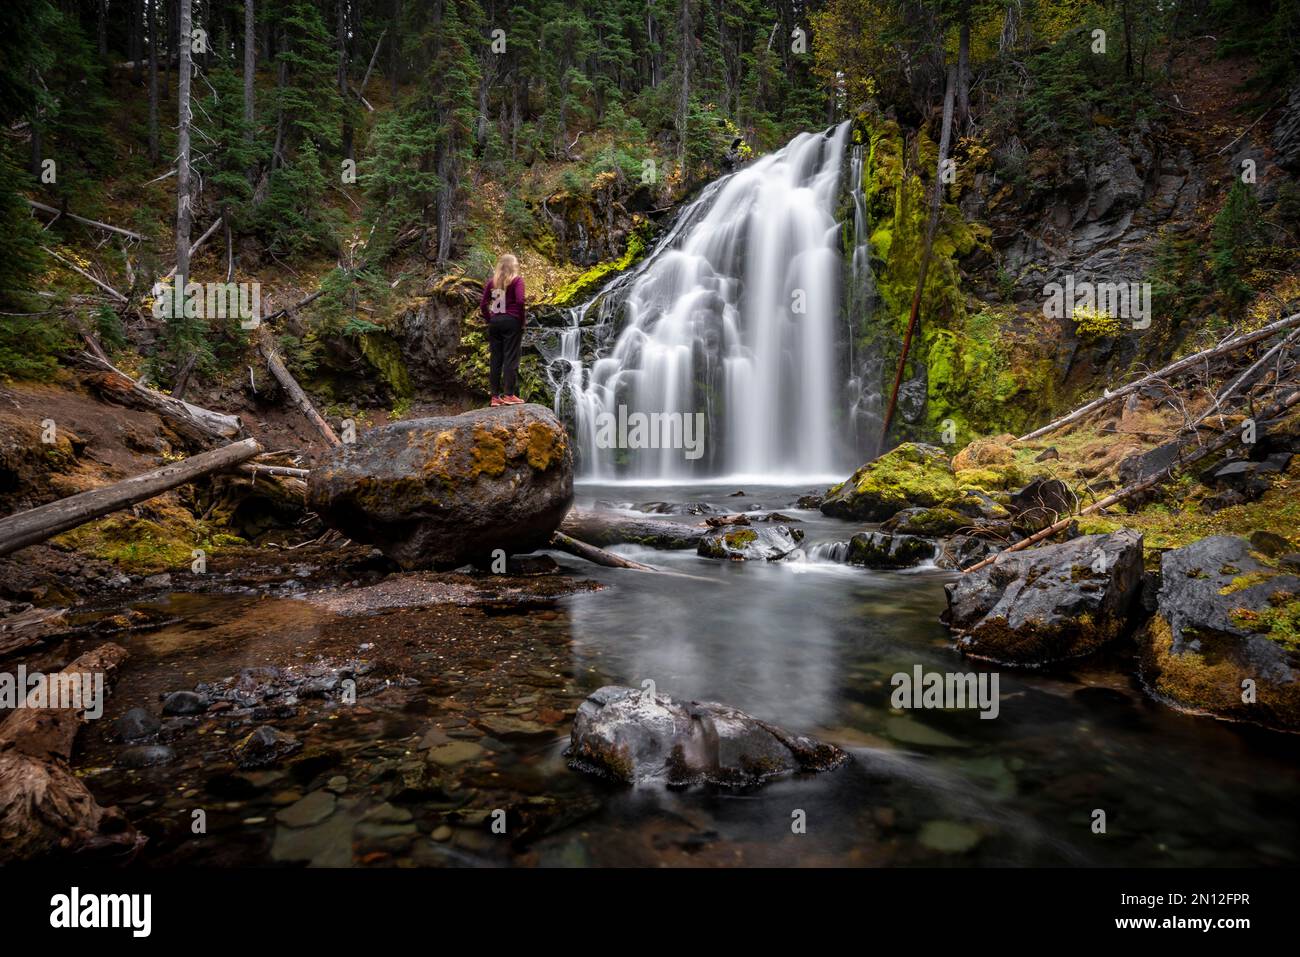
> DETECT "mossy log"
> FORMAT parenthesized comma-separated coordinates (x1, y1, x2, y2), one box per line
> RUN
(0, 438, 264, 558)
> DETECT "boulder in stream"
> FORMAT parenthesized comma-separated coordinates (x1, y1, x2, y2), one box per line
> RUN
(568, 685, 848, 786)
(846, 531, 934, 569)
(307, 404, 573, 568)
(820, 443, 960, 521)
(944, 529, 1144, 665)
(697, 524, 804, 560)
(1139, 535, 1300, 731)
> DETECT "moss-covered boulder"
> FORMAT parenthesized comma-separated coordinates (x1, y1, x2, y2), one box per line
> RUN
(952, 434, 1017, 472)
(820, 443, 960, 521)
(1139, 536, 1300, 731)
(697, 524, 804, 561)
(307, 404, 573, 569)
(943, 530, 1144, 666)
(881, 506, 973, 537)
(567, 685, 847, 787)
(846, 531, 935, 569)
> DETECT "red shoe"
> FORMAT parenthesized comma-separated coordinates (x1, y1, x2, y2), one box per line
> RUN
(503, 395, 524, 405)
(490, 395, 503, 407)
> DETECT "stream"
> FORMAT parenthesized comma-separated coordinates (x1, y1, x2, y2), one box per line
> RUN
(70, 482, 1300, 868)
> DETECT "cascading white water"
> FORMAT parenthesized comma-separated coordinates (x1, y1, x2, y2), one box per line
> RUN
(553, 122, 855, 481)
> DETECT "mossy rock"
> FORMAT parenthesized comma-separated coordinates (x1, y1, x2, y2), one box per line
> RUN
(306, 404, 573, 569)
(1139, 535, 1300, 731)
(820, 443, 961, 521)
(881, 506, 972, 537)
(697, 524, 804, 561)
(846, 531, 935, 569)
(952, 435, 1017, 472)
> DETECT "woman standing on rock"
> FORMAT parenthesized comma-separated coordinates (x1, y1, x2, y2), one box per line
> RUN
(480, 253, 526, 407)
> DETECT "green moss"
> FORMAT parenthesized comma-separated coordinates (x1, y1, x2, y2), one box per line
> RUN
(1230, 598, 1300, 652)
(824, 443, 964, 520)
(547, 218, 655, 308)
(358, 331, 413, 400)
(1219, 570, 1279, 596)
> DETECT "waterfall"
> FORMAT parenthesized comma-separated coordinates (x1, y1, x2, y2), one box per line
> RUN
(551, 121, 857, 481)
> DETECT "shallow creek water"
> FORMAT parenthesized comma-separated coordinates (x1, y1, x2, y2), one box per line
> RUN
(71, 483, 1300, 867)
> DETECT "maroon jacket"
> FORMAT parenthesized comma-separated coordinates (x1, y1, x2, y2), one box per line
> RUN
(480, 276, 525, 326)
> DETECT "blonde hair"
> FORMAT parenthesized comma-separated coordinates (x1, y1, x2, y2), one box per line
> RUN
(492, 253, 520, 291)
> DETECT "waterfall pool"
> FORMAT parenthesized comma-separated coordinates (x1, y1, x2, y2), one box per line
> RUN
(65, 482, 1300, 868)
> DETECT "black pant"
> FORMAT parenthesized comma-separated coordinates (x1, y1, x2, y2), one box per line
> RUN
(487, 314, 523, 396)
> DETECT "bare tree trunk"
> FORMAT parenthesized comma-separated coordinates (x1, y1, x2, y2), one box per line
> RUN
(957, 12, 971, 129)
(131, 0, 144, 82)
(675, 0, 693, 174)
(337, 0, 353, 161)
(148, 0, 160, 161)
(880, 62, 958, 444)
(174, 0, 194, 321)
(97, 0, 108, 55)
(390, 0, 401, 99)
(244, 0, 256, 184)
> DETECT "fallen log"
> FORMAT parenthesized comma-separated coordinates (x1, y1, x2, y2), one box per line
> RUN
(1191, 325, 1300, 428)
(0, 438, 263, 558)
(0, 606, 68, 658)
(549, 531, 658, 571)
(255, 326, 342, 447)
(560, 508, 706, 549)
(26, 199, 146, 242)
(0, 642, 144, 863)
(1018, 310, 1300, 442)
(81, 353, 244, 444)
(41, 246, 128, 303)
(967, 383, 1300, 573)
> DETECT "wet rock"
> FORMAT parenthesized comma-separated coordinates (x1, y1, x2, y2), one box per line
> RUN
(1139, 536, 1300, 731)
(232, 725, 303, 769)
(567, 685, 848, 787)
(161, 690, 208, 716)
(697, 524, 804, 561)
(114, 707, 161, 742)
(1035, 447, 1060, 462)
(141, 573, 172, 590)
(821, 443, 958, 521)
(846, 532, 934, 569)
(426, 740, 485, 767)
(933, 535, 1003, 571)
(307, 404, 574, 569)
(1008, 478, 1074, 532)
(1118, 441, 1181, 487)
(794, 492, 824, 509)
(116, 745, 176, 768)
(1250, 530, 1293, 558)
(949, 489, 1011, 521)
(944, 530, 1144, 666)
(276, 790, 337, 828)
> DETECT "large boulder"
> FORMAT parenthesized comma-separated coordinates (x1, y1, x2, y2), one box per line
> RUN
(944, 530, 1144, 665)
(820, 443, 960, 521)
(567, 685, 847, 786)
(1139, 536, 1300, 731)
(307, 404, 573, 568)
